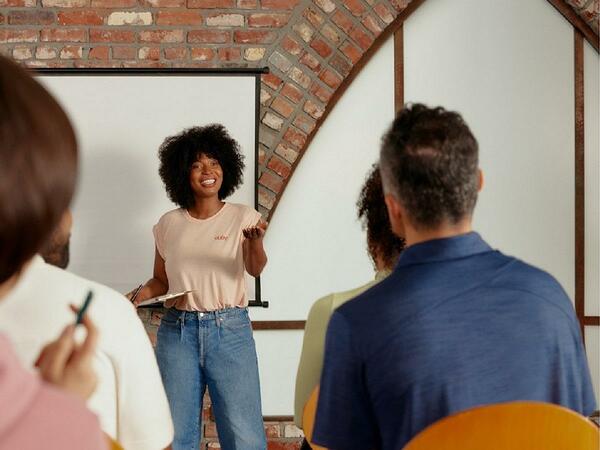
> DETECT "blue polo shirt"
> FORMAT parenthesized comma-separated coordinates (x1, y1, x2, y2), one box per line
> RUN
(312, 232, 596, 450)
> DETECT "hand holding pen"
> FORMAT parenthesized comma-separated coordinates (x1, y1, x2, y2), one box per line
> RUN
(35, 290, 98, 401)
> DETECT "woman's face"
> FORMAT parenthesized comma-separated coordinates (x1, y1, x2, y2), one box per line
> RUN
(189, 153, 223, 199)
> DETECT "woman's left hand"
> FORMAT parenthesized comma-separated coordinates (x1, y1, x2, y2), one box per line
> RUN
(243, 221, 267, 240)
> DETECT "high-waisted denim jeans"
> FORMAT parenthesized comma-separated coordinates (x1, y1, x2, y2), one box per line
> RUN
(155, 307, 266, 450)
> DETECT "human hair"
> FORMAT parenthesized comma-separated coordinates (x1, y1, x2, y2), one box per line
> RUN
(379, 103, 479, 229)
(357, 164, 405, 269)
(0, 55, 78, 284)
(158, 124, 245, 208)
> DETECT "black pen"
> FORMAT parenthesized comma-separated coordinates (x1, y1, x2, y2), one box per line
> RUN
(130, 284, 143, 304)
(75, 290, 94, 325)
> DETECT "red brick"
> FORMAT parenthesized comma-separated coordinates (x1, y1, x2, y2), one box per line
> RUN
(344, 0, 365, 16)
(283, 127, 306, 148)
(330, 53, 351, 77)
(57, 11, 103, 25)
(165, 46, 188, 59)
(2, 0, 36, 5)
(90, 29, 135, 42)
(267, 155, 292, 178)
(293, 113, 316, 134)
(321, 24, 340, 44)
(271, 96, 294, 118)
(234, 30, 276, 44)
(0, 29, 39, 43)
(300, 52, 320, 71)
(262, 73, 282, 90)
(218, 47, 241, 61)
(141, 0, 184, 6)
(349, 25, 373, 50)
(122, 61, 166, 68)
(319, 68, 342, 89)
(8, 10, 54, 25)
(41, 0, 86, 6)
(340, 40, 362, 64)
(303, 7, 323, 27)
(248, 12, 290, 27)
(390, 0, 409, 11)
(0, 14, 4, 24)
(310, 38, 332, 58)
(139, 46, 161, 60)
(60, 45, 83, 59)
(188, 30, 229, 43)
(187, 0, 233, 7)
(91, 0, 135, 6)
(259, 170, 284, 193)
(303, 99, 324, 119)
(281, 35, 302, 56)
(41, 28, 86, 42)
(237, 0, 256, 7)
(258, 186, 276, 209)
(204, 422, 218, 438)
(373, 2, 395, 24)
(190, 47, 215, 60)
(112, 46, 136, 58)
(281, 83, 303, 103)
(288, 67, 310, 89)
(260, 0, 299, 9)
(309, 81, 332, 103)
(156, 11, 202, 25)
(140, 29, 184, 43)
(362, 14, 382, 36)
(266, 441, 302, 450)
(331, 10, 353, 34)
(89, 46, 110, 59)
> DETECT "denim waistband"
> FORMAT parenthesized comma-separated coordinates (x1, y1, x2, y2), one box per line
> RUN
(165, 306, 247, 322)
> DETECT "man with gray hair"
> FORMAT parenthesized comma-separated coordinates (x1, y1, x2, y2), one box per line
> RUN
(312, 103, 595, 450)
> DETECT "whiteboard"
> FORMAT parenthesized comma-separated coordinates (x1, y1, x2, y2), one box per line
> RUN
(37, 72, 260, 299)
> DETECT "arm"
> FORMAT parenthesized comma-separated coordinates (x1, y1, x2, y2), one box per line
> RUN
(242, 220, 268, 277)
(126, 247, 168, 306)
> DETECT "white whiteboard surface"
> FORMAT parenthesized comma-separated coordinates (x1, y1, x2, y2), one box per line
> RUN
(37, 74, 257, 298)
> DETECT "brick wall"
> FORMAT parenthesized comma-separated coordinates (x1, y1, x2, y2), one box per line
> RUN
(0, 0, 596, 222)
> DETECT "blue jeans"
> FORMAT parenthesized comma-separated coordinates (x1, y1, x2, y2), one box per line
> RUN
(155, 307, 266, 450)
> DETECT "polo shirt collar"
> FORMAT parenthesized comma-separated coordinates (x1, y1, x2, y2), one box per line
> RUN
(396, 232, 492, 267)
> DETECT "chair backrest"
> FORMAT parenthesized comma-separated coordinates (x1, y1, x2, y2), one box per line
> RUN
(302, 386, 327, 450)
(404, 401, 599, 450)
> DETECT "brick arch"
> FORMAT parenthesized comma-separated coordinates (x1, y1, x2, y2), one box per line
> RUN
(0, 0, 597, 220)
(256, 0, 599, 220)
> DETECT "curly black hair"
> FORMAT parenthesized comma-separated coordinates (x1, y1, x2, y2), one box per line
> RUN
(357, 164, 405, 269)
(158, 124, 245, 208)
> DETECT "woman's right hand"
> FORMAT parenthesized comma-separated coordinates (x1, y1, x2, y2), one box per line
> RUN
(125, 285, 153, 308)
(34, 306, 99, 401)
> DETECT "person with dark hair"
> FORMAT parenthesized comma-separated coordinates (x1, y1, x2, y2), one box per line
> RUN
(313, 104, 596, 450)
(0, 54, 106, 449)
(293, 164, 404, 449)
(128, 124, 268, 450)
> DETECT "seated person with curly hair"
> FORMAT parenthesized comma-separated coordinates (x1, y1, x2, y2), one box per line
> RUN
(127, 124, 267, 450)
(294, 164, 405, 449)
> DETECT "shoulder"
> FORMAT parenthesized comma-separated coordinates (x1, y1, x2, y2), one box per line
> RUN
(226, 202, 259, 216)
(156, 208, 185, 225)
(224, 202, 262, 225)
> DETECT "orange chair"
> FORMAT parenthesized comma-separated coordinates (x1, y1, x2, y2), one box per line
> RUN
(302, 386, 327, 450)
(404, 401, 599, 450)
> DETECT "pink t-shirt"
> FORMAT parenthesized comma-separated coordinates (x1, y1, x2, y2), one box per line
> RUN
(153, 203, 262, 311)
(0, 334, 107, 450)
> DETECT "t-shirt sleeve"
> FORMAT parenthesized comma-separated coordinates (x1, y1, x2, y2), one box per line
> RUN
(311, 311, 379, 450)
(242, 207, 263, 229)
(152, 220, 165, 259)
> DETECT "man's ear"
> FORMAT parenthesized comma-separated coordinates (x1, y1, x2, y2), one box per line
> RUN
(478, 169, 484, 192)
(384, 193, 406, 238)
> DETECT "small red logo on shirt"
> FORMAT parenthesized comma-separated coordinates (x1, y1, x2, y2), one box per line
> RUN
(214, 235, 228, 241)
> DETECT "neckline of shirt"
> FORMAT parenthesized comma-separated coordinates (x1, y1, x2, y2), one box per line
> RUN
(183, 202, 229, 223)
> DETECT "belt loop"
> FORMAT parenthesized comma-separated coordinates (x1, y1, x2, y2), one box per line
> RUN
(215, 309, 221, 328)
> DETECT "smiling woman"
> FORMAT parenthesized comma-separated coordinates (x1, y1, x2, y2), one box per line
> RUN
(127, 124, 268, 450)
